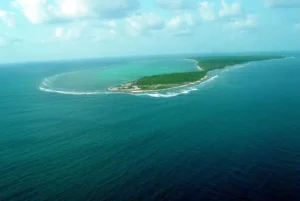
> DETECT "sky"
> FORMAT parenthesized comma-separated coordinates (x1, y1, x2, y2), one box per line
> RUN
(0, 0, 300, 63)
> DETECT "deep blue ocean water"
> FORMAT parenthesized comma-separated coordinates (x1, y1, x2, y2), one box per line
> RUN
(0, 54, 300, 201)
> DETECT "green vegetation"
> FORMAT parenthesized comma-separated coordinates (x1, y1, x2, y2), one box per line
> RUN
(195, 55, 284, 71)
(136, 71, 207, 85)
(108, 55, 284, 92)
(139, 85, 172, 90)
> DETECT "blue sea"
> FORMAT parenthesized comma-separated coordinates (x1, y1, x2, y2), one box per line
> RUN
(1, 53, 300, 201)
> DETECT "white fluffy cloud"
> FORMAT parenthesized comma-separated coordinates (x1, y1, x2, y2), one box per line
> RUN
(13, 0, 59, 24)
(198, 0, 243, 21)
(219, 0, 243, 17)
(54, 27, 80, 40)
(226, 15, 258, 30)
(54, 22, 86, 40)
(126, 13, 165, 36)
(52, 20, 117, 42)
(126, 12, 195, 37)
(13, 0, 140, 24)
(198, 2, 217, 21)
(264, 0, 300, 8)
(156, 0, 196, 10)
(0, 10, 16, 27)
(166, 14, 195, 36)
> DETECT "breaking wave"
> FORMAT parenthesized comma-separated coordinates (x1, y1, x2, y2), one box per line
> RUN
(39, 71, 111, 95)
(39, 86, 109, 95)
(285, 56, 296, 60)
(39, 56, 222, 98)
(40, 70, 219, 98)
(134, 75, 219, 98)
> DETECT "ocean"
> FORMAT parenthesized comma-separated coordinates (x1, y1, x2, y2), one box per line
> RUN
(0, 53, 300, 201)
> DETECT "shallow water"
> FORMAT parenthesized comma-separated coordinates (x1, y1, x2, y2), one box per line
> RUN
(39, 59, 198, 95)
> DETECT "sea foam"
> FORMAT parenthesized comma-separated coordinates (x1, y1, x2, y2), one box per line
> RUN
(39, 71, 111, 96)
(39, 62, 220, 97)
(134, 76, 218, 98)
(39, 86, 109, 95)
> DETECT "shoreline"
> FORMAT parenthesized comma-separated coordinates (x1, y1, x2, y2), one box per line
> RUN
(197, 65, 203, 71)
(108, 75, 209, 93)
(184, 58, 204, 71)
(108, 56, 285, 94)
(108, 58, 207, 93)
(129, 75, 209, 93)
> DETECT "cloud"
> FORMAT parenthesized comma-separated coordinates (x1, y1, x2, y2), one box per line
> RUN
(0, 33, 22, 47)
(165, 14, 195, 36)
(264, 0, 300, 8)
(54, 27, 80, 40)
(295, 23, 300, 30)
(92, 20, 118, 41)
(92, 28, 118, 42)
(219, 0, 243, 18)
(51, 20, 118, 43)
(54, 22, 86, 40)
(55, 27, 64, 37)
(226, 14, 258, 30)
(0, 37, 6, 47)
(13, 0, 140, 24)
(107, 21, 117, 29)
(156, 0, 196, 10)
(13, 0, 57, 24)
(126, 12, 196, 37)
(198, 0, 244, 21)
(126, 13, 165, 36)
(198, 1, 217, 21)
(0, 10, 16, 27)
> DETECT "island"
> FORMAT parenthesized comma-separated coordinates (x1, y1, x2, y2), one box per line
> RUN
(108, 55, 284, 93)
